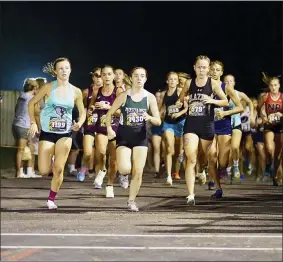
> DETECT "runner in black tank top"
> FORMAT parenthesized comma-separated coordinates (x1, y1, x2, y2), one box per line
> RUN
(105, 67, 161, 212)
(176, 55, 228, 206)
(76, 68, 103, 182)
(160, 72, 188, 185)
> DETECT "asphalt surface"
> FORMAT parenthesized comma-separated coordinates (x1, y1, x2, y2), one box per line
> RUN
(1, 171, 282, 261)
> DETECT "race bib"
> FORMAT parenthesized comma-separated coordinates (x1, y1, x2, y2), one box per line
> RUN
(49, 117, 67, 132)
(188, 102, 205, 116)
(126, 112, 144, 126)
(269, 114, 280, 124)
(87, 113, 98, 126)
(168, 105, 179, 115)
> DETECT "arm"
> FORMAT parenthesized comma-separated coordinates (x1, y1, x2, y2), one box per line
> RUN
(258, 93, 267, 109)
(113, 87, 124, 117)
(177, 79, 191, 104)
(148, 93, 161, 126)
(238, 91, 254, 115)
(74, 87, 86, 128)
(211, 79, 229, 107)
(106, 92, 127, 130)
(87, 88, 99, 111)
(34, 102, 42, 130)
(28, 84, 50, 124)
(82, 88, 89, 107)
(223, 86, 243, 116)
(158, 91, 166, 111)
(260, 104, 268, 124)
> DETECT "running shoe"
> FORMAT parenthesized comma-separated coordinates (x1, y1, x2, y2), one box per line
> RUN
(186, 195, 195, 206)
(77, 168, 87, 182)
(94, 169, 107, 189)
(172, 172, 181, 180)
(30, 172, 42, 178)
(208, 181, 215, 190)
(106, 185, 114, 198)
(233, 166, 240, 180)
(211, 189, 223, 199)
(46, 200, 57, 210)
(119, 174, 129, 189)
(165, 176, 173, 186)
(127, 200, 139, 212)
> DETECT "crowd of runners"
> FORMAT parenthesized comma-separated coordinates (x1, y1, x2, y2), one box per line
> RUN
(11, 55, 283, 211)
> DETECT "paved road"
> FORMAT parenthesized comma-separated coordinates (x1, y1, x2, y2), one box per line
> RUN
(1, 172, 282, 261)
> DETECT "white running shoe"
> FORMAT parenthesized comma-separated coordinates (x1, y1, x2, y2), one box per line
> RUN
(119, 174, 129, 189)
(127, 200, 139, 212)
(106, 185, 114, 198)
(18, 173, 31, 178)
(166, 176, 173, 186)
(30, 172, 42, 178)
(46, 200, 57, 210)
(186, 195, 195, 206)
(94, 169, 107, 189)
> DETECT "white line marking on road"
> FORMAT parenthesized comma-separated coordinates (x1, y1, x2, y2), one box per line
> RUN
(1, 233, 282, 238)
(1, 246, 282, 251)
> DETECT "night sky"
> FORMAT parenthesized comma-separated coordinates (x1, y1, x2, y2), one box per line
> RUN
(1, 1, 282, 96)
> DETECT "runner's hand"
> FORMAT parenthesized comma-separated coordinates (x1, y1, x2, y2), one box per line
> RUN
(87, 106, 95, 115)
(143, 112, 152, 122)
(28, 123, 38, 138)
(202, 94, 214, 104)
(72, 120, 80, 131)
(216, 109, 225, 120)
(107, 127, 116, 140)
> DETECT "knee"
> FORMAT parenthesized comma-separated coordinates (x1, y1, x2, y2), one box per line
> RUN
(266, 143, 274, 154)
(84, 150, 93, 159)
(166, 145, 174, 156)
(186, 154, 197, 166)
(208, 150, 217, 164)
(98, 146, 107, 156)
(38, 166, 50, 176)
(132, 167, 143, 178)
(118, 162, 131, 175)
(53, 164, 64, 176)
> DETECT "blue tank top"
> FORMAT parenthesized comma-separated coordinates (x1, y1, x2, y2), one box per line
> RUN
(40, 81, 74, 134)
(214, 82, 231, 129)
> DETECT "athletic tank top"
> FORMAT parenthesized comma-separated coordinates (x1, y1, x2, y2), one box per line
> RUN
(187, 77, 215, 121)
(40, 81, 74, 134)
(265, 92, 283, 125)
(241, 106, 251, 132)
(164, 88, 186, 124)
(85, 85, 98, 132)
(214, 82, 231, 126)
(95, 86, 119, 133)
(120, 89, 149, 128)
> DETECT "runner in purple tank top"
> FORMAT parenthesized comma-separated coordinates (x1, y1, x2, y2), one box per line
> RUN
(88, 65, 123, 197)
(76, 67, 103, 182)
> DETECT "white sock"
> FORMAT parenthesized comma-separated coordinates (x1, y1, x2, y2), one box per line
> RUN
(227, 166, 232, 174)
(20, 167, 24, 174)
(27, 167, 33, 175)
(233, 160, 239, 166)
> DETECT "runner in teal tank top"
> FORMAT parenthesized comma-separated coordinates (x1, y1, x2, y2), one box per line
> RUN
(28, 57, 86, 210)
(40, 80, 74, 133)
